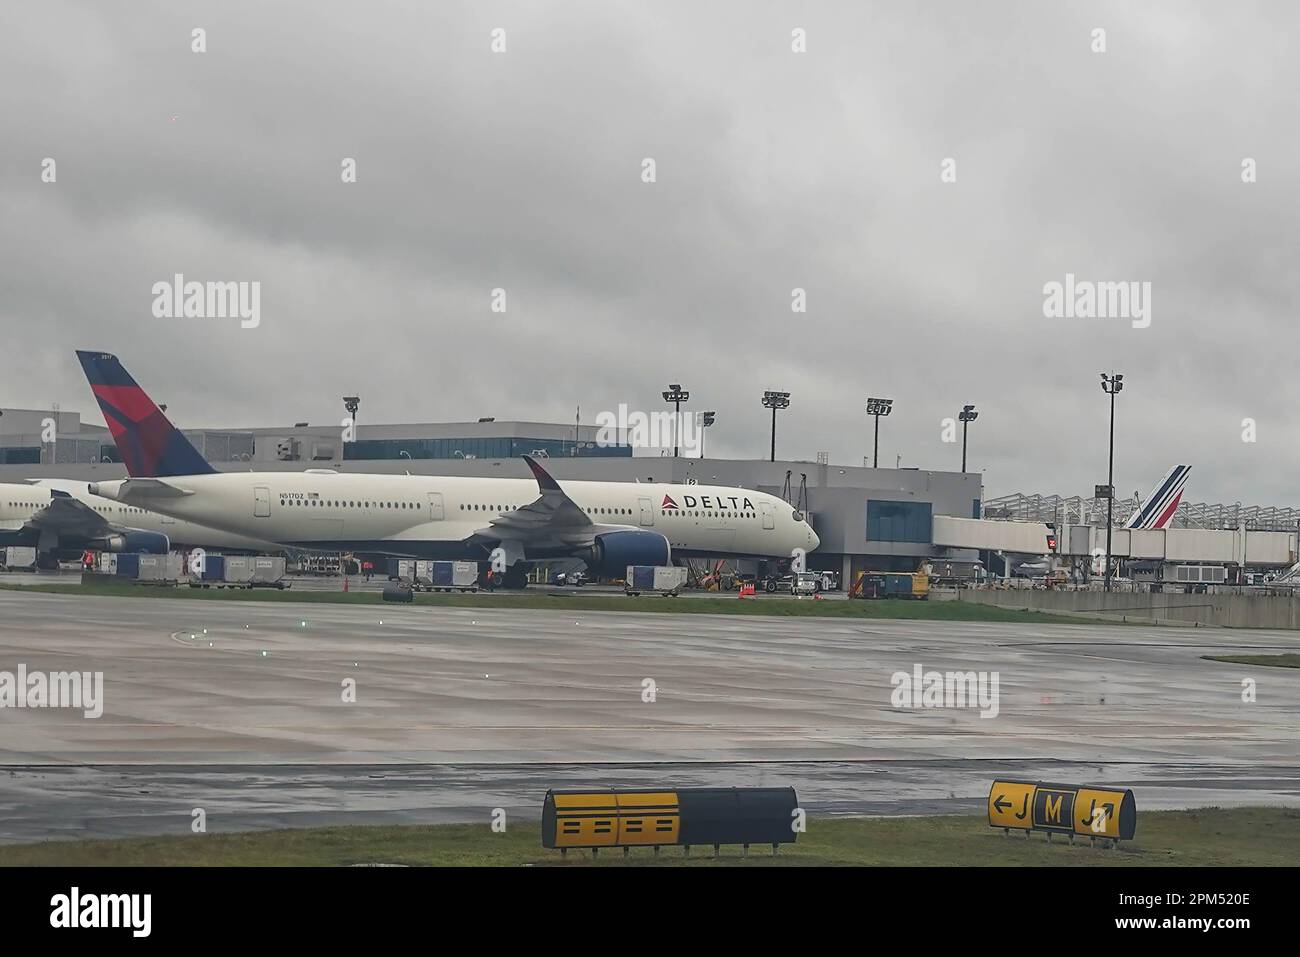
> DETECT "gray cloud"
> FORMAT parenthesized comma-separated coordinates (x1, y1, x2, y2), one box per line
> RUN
(2, 0, 1297, 505)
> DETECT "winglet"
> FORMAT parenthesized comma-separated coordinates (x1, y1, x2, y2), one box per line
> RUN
(522, 454, 562, 492)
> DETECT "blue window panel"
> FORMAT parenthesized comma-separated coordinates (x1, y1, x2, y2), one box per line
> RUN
(0, 446, 41, 465)
(867, 500, 932, 543)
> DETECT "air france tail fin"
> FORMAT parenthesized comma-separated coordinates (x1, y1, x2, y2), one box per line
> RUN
(76, 350, 217, 477)
(1125, 465, 1190, 530)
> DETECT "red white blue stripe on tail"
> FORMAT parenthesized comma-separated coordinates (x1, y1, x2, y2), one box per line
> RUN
(1124, 465, 1190, 530)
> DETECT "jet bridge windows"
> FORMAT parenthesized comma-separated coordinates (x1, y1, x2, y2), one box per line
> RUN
(867, 500, 932, 543)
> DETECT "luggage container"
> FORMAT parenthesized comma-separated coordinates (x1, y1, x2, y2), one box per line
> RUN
(428, 560, 479, 592)
(2, 546, 38, 571)
(200, 554, 227, 582)
(221, 555, 255, 586)
(114, 553, 140, 578)
(250, 556, 287, 589)
(625, 565, 687, 596)
(190, 553, 279, 589)
(387, 559, 435, 590)
(412, 561, 436, 588)
(133, 553, 182, 584)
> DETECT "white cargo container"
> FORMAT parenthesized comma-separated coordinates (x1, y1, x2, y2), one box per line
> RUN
(654, 566, 687, 593)
(625, 565, 687, 596)
(2, 546, 38, 571)
(389, 559, 438, 589)
(222, 555, 255, 585)
(428, 560, 479, 591)
(250, 556, 287, 588)
(98, 553, 118, 575)
(413, 561, 436, 587)
(136, 553, 183, 583)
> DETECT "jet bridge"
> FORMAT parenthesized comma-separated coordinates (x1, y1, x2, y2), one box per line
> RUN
(933, 516, 1297, 567)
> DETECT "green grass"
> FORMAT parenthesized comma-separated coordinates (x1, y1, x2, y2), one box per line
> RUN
(2, 808, 1294, 866)
(1203, 653, 1300, 669)
(0, 581, 1087, 624)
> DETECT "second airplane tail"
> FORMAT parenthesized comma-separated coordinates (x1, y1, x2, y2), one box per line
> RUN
(76, 350, 217, 477)
(1124, 464, 1191, 530)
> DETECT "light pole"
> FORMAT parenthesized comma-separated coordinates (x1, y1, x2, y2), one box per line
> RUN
(343, 395, 360, 441)
(959, 404, 978, 472)
(762, 391, 790, 462)
(699, 411, 716, 458)
(866, 397, 893, 468)
(662, 384, 689, 457)
(1101, 372, 1124, 591)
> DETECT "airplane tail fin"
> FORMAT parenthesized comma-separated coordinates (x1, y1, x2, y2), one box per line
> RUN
(1124, 465, 1190, 530)
(76, 350, 217, 477)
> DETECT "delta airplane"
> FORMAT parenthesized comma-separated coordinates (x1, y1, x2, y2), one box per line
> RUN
(0, 478, 274, 569)
(76, 351, 819, 585)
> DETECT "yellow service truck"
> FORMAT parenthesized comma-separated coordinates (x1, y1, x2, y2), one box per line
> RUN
(852, 571, 929, 600)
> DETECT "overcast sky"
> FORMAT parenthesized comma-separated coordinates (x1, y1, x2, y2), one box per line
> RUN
(2, 1, 1297, 505)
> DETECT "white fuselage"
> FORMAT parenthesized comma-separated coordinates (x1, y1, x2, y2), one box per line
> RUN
(0, 479, 276, 552)
(88, 471, 819, 561)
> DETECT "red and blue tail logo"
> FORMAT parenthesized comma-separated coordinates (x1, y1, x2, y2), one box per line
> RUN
(76, 350, 216, 477)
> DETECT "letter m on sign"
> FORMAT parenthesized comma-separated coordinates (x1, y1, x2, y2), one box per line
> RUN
(1045, 794, 1062, 822)
(1032, 788, 1075, 832)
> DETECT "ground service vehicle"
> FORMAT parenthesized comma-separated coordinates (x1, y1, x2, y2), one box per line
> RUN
(851, 570, 930, 600)
(791, 572, 822, 596)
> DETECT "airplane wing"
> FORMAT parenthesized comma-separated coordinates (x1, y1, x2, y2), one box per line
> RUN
(20, 490, 114, 536)
(480, 456, 594, 538)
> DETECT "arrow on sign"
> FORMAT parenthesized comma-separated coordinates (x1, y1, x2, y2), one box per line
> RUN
(993, 794, 1012, 814)
(1083, 801, 1116, 831)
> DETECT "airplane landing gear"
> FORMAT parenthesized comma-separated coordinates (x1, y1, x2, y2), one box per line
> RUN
(500, 563, 532, 589)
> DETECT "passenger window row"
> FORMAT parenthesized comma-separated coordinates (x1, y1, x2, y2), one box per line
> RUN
(660, 510, 755, 518)
(285, 500, 421, 509)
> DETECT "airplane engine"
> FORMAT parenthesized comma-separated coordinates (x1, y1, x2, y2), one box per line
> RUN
(98, 531, 171, 554)
(585, 530, 671, 578)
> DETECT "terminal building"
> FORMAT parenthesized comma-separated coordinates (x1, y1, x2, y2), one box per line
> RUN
(0, 408, 631, 466)
(0, 406, 985, 581)
(2, 407, 1295, 584)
